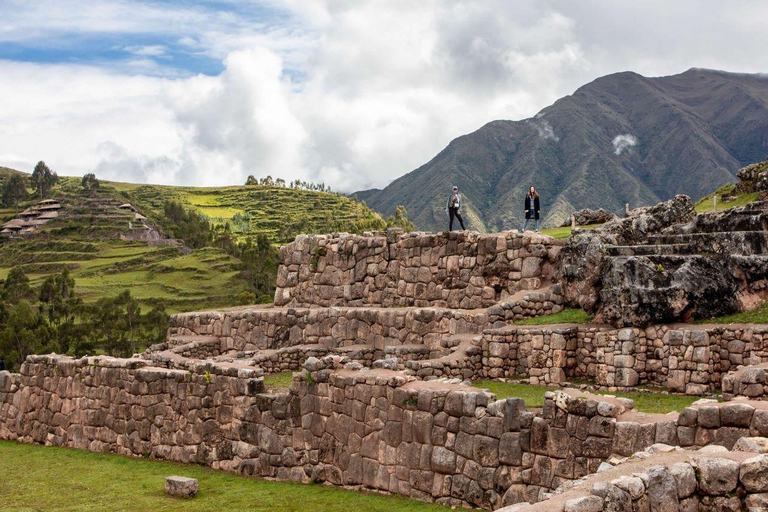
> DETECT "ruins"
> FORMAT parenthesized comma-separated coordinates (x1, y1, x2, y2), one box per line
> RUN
(4, 165, 768, 510)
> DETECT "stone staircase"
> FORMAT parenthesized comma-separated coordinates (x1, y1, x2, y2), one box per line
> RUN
(598, 201, 768, 326)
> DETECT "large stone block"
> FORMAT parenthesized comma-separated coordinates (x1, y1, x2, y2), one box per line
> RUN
(694, 457, 739, 495)
(165, 476, 199, 498)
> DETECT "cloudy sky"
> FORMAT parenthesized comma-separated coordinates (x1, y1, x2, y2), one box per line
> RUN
(1, 0, 767, 192)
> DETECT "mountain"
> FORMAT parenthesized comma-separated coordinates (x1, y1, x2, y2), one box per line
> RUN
(356, 69, 768, 232)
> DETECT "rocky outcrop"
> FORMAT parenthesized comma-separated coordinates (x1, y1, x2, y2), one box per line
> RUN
(560, 208, 616, 228)
(736, 157, 768, 194)
(559, 194, 768, 327)
(558, 195, 696, 321)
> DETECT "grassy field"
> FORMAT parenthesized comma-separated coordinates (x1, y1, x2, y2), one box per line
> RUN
(0, 441, 447, 512)
(696, 301, 768, 325)
(473, 380, 702, 413)
(695, 186, 759, 214)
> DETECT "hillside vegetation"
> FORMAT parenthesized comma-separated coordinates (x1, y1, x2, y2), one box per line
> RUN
(106, 179, 392, 245)
(0, 166, 414, 366)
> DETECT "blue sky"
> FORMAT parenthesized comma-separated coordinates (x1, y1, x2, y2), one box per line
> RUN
(0, 1, 767, 191)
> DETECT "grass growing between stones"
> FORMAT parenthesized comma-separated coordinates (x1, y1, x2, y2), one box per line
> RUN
(539, 223, 603, 240)
(264, 371, 295, 390)
(473, 380, 702, 414)
(0, 441, 449, 512)
(695, 301, 768, 324)
(695, 190, 759, 214)
(512, 308, 593, 325)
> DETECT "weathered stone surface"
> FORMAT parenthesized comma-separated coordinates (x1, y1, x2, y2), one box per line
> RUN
(563, 495, 604, 512)
(740, 454, 768, 493)
(670, 462, 696, 499)
(645, 466, 679, 511)
(694, 457, 739, 495)
(165, 476, 199, 498)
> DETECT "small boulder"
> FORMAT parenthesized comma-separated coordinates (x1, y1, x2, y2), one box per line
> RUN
(733, 437, 768, 454)
(165, 476, 199, 498)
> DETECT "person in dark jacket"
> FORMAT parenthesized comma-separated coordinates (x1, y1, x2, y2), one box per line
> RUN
(446, 185, 466, 231)
(0, 357, 5, 371)
(520, 186, 541, 233)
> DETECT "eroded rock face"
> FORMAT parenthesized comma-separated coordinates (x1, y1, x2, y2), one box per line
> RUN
(558, 195, 697, 322)
(559, 192, 768, 328)
(560, 208, 617, 228)
(736, 158, 768, 194)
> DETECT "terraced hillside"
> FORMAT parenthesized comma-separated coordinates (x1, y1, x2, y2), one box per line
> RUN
(0, 169, 395, 313)
(0, 183, 243, 313)
(106, 180, 388, 244)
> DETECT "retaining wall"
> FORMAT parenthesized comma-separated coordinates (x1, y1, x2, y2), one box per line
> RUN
(3, 355, 768, 509)
(480, 324, 768, 393)
(274, 230, 563, 308)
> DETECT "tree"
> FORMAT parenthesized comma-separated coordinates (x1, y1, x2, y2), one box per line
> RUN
(1, 174, 28, 213)
(385, 205, 416, 232)
(81, 173, 99, 196)
(30, 161, 59, 199)
(275, 178, 286, 188)
(0, 301, 56, 370)
(2, 267, 33, 304)
(245, 175, 258, 186)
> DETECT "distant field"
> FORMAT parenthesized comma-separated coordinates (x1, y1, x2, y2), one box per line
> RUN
(0, 441, 448, 512)
(101, 180, 388, 244)
(0, 172, 394, 314)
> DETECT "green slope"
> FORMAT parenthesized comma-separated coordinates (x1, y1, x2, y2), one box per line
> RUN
(0, 171, 392, 313)
(101, 179, 388, 244)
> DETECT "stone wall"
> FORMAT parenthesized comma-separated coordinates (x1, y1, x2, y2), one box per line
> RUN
(479, 324, 768, 394)
(723, 363, 768, 401)
(3, 355, 768, 510)
(274, 230, 563, 309)
(505, 451, 768, 512)
(170, 306, 487, 352)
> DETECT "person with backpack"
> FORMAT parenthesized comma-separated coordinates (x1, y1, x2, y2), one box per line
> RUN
(520, 186, 541, 233)
(446, 185, 466, 231)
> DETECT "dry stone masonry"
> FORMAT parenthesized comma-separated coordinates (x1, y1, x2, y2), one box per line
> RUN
(275, 230, 563, 309)
(6, 162, 768, 511)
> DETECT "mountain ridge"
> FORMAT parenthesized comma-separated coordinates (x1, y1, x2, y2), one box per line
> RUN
(356, 68, 768, 232)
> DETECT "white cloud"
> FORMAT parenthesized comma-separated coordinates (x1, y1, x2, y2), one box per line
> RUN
(529, 119, 559, 142)
(1, 1, 768, 191)
(612, 134, 638, 155)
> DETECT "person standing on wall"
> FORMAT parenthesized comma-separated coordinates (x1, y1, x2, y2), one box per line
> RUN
(520, 186, 541, 233)
(0, 356, 5, 371)
(446, 185, 466, 231)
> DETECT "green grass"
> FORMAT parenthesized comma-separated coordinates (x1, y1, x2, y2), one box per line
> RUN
(264, 371, 295, 389)
(513, 308, 593, 325)
(694, 184, 759, 214)
(695, 301, 768, 325)
(473, 380, 549, 408)
(473, 380, 701, 414)
(0, 441, 447, 512)
(540, 223, 603, 240)
(106, 181, 388, 245)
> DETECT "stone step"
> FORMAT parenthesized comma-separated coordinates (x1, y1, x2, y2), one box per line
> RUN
(645, 231, 768, 255)
(605, 244, 697, 257)
(166, 335, 220, 347)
